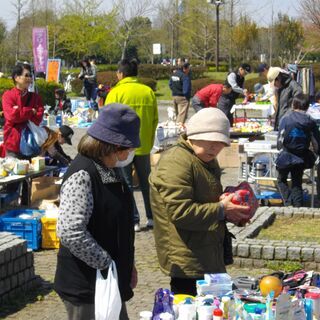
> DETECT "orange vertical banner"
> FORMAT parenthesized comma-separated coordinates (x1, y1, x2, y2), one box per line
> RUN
(46, 59, 61, 83)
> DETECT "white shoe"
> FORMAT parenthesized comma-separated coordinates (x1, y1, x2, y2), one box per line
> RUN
(134, 223, 141, 232)
(146, 219, 154, 228)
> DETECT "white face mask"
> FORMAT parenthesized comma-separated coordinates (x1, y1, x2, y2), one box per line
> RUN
(115, 149, 135, 168)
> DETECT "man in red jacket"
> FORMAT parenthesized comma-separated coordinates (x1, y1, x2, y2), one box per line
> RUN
(2, 63, 44, 158)
(191, 82, 232, 112)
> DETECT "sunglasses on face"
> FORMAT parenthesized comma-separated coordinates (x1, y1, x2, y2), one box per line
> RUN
(21, 73, 32, 78)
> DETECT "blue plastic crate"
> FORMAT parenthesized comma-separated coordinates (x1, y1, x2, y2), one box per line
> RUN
(0, 209, 45, 250)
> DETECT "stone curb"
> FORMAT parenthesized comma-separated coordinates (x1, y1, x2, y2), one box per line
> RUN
(232, 206, 320, 269)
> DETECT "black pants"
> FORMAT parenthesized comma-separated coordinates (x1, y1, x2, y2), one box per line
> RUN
(5, 151, 31, 205)
(277, 164, 304, 207)
(170, 277, 202, 296)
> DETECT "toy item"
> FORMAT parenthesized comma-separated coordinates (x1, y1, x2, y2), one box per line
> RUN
(259, 276, 283, 298)
(223, 181, 259, 219)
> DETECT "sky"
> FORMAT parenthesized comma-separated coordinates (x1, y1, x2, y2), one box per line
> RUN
(0, 0, 300, 31)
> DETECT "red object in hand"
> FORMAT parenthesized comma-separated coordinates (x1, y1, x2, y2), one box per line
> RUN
(223, 182, 259, 219)
(231, 190, 251, 205)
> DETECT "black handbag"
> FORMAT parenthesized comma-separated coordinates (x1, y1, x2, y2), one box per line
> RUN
(223, 225, 236, 266)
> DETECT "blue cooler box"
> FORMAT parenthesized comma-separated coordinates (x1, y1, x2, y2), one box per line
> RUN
(0, 209, 45, 250)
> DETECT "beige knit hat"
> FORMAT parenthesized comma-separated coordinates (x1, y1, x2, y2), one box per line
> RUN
(186, 108, 230, 146)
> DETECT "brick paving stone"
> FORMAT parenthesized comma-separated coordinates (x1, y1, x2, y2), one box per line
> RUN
(1, 139, 319, 319)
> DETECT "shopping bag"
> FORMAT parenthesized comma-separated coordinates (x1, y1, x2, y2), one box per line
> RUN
(20, 126, 41, 157)
(27, 121, 48, 147)
(95, 261, 122, 320)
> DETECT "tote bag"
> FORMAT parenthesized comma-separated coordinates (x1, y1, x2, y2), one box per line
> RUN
(95, 260, 122, 320)
(20, 126, 41, 157)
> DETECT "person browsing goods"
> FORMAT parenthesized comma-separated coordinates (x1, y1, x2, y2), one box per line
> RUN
(149, 108, 250, 296)
(54, 103, 140, 320)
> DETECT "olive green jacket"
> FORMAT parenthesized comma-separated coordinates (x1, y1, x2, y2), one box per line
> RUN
(149, 136, 226, 278)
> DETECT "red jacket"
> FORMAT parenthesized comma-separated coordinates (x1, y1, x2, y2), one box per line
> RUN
(2, 87, 44, 153)
(195, 84, 223, 108)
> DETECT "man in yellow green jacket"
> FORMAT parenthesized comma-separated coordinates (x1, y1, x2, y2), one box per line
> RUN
(106, 59, 158, 231)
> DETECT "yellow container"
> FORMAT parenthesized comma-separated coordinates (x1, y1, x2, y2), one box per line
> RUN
(41, 217, 60, 249)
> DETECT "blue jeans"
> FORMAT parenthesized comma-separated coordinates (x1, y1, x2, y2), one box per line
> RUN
(121, 155, 153, 224)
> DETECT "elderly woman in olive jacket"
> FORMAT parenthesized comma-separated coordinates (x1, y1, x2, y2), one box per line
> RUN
(149, 108, 250, 296)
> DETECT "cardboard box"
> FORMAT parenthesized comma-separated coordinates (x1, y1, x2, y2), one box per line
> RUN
(217, 142, 240, 168)
(31, 176, 61, 206)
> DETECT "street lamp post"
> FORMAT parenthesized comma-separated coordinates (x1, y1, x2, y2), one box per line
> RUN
(207, 0, 223, 72)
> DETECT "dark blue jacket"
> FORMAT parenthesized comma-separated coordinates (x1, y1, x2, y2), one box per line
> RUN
(169, 69, 191, 100)
(276, 110, 320, 169)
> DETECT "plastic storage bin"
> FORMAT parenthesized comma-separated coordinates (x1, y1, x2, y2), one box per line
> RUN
(41, 217, 60, 249)
(0, 209, 44, 250)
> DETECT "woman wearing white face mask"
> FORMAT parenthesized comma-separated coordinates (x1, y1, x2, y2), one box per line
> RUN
(54, 103, 140, 320)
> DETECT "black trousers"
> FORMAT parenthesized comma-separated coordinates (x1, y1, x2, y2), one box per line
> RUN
(170, 277, 202, 296)
(277, 164, 304, 207)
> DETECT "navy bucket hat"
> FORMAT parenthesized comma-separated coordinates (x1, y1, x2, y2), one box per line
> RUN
(87, 103, 140, 148)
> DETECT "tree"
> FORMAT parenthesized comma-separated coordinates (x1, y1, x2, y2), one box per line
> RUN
(273, 13, 304, 64)
(178, 0, 216, 65)
(55, 0, 116, 61)
(112, 0, 153, 59)
(232, 15, 258, 61)
(11, 0, 28, 61)
(300, 0, 320, 31)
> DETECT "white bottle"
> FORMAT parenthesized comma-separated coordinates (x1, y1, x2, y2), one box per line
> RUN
(178, 304, 196, 320)
(139, 310, 152, 320)
(197, 305, 215, 320)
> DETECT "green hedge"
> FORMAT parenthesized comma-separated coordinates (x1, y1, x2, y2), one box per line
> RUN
(138, 64, 207, 80)
(36, 79, 63, 107)
(189, 76, 263, 97)
(71, 71, 157, 96)
(0, 78, 62, 110)
(0, 78, 14, 110)
(244, 77, 262, 93)
(191, 78, 215, 96)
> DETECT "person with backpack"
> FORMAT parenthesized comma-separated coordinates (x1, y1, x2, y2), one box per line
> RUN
(276, 93, 320, 207)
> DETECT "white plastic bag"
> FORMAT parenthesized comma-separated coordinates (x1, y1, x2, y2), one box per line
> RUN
(27, 121, 48, 147)
(95, 261, 122, 320)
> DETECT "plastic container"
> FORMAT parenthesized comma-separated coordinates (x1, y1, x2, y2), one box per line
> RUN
(197, 305, 215, 320)
(41, 217, 60, 249)
(305, 292, 320, 319)
(0, 209, 44, 250)
(56, 113, 62, 127)
(212, 308, 223, 320)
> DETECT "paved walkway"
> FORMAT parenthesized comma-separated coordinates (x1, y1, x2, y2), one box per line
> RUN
(0, 168, 276, 320)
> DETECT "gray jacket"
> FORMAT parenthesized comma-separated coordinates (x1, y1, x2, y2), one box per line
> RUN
(274, 77, 302, 130)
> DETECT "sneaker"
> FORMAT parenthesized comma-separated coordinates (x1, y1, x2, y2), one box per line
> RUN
(146, 219, 154, 228)
(134, 223, 141, 232)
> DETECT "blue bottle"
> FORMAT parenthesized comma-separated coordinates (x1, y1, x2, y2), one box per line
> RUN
(56, 113, 62, 127)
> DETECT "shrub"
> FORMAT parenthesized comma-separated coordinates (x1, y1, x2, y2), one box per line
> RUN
(244, 77, 261, 93)
(191, 78, 216, 96)
(138, 64, 208, 80)
(138, 78, 157, 91)
(97, 71, 119, 87)
(36, 79, 63, 107)
(70, 78, 84, 96)
(0, 78, 14, 110)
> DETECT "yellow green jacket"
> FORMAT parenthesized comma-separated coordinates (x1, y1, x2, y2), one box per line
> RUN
(105, 77, 158, 155)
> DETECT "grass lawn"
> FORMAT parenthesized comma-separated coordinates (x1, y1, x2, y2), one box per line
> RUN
(257, 217, 320, 243)
(155, 79, 171, 100)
